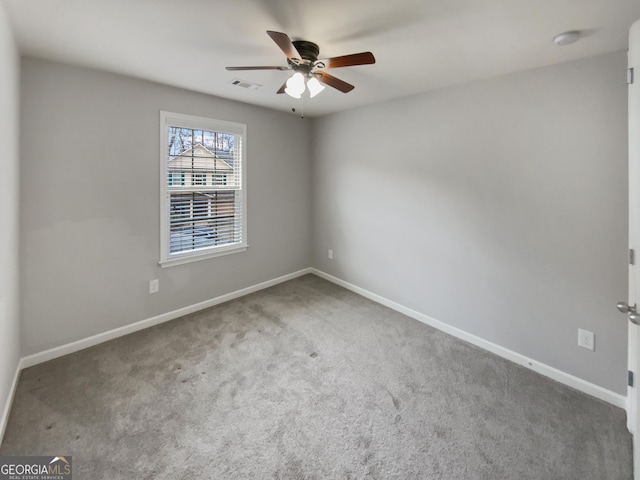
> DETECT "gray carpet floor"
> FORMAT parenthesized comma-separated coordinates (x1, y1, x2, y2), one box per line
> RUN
(0, 274, 633, 479)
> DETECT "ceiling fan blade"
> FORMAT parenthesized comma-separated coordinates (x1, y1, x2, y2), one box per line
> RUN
(267, 30, 302, 62)
(319, 52, 375, 69)
(226, 66, 288, 71)
(276, 80, 287, 94)
(315, 72, 355, 93)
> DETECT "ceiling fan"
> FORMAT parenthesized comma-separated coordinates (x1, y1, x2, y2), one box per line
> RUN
(226, 31, 375, 99)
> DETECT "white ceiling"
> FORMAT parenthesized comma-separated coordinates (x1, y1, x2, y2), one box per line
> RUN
(4, 0, 640, 117)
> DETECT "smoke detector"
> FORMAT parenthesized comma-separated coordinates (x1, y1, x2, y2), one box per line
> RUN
(553, 31, 581, 46)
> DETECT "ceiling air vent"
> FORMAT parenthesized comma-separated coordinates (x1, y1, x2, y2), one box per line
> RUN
(229, 78, 262, 90)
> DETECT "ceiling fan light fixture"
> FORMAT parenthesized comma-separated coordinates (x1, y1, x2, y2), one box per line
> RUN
(285, 72, 306, 98)
(307, 77, 325, 98)
(227, 31, 374, 97)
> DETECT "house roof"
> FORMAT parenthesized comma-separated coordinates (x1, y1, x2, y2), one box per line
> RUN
(168, 144, 234, 172)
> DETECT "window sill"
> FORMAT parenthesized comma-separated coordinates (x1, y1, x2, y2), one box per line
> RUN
(159, 244, 248, 268)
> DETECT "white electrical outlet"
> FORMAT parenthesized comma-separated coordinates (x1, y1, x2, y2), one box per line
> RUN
(578, 329, 595, 351)
(149, 279, 159, 294)
(328, 249, 333, 260)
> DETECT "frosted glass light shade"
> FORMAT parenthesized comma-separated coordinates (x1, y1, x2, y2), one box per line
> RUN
(307, 77, 325, 98)
(285, 72, 305, 98)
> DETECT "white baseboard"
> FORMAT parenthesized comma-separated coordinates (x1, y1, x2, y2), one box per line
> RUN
(0, 359, 22, 444)
(21, 268, 313, 369)
(8, 264, 625, 432)
(310, 268, 626, 409)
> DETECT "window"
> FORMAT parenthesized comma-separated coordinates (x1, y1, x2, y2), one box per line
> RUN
(192, 173, 206, 186)
(214, 173, 228, 186)
(168, 172, 185, 186)
(160, 111, 247, 266)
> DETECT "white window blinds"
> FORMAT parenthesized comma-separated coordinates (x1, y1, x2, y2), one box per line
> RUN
(160, 112, 247, 266)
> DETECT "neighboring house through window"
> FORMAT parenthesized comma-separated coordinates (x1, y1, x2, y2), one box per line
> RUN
(160, 111, 247, 266)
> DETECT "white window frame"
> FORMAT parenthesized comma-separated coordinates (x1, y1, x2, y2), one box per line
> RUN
(159, 111, 247, 267)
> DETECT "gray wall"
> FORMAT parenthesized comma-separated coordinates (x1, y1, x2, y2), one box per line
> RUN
(0, 1, 20, 437)
(311, 52, 628, 394)
(20, 58, 311, 355)
(16, 51, 631, 395)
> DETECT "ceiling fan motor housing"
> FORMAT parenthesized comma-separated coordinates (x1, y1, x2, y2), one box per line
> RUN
(292, 40, 320, 64)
